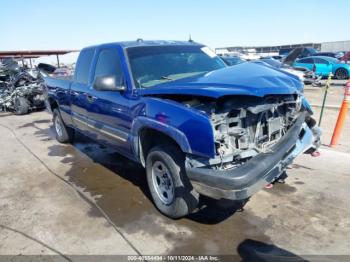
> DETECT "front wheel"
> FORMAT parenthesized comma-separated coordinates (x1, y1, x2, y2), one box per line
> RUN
(335, 68, 349, 80)
(146, 144, 199, 218)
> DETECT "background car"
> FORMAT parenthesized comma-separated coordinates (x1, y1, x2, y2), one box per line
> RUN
(312, 51, 344, 59)
(340, 51, 350, 62)
(293, 56, 350, 79)
(52, 67, 72, 77)
(221, 56, 246, 66)
(37, 63, 57, 75)
(262, 55, 283, 61)
(259, 58, 282, 68)
(279, 47, 317, 58)
(256, 58, 315, 85)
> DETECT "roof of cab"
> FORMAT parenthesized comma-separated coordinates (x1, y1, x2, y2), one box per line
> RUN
(303, 56, 338, 61)
(83, 40, 202, 50)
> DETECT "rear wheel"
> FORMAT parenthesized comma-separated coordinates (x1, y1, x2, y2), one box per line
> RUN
(146, 144, 199, 218)
(53, 109, 75, 143)
(335, 68, 349, 80)
(14, 97, 29, 115)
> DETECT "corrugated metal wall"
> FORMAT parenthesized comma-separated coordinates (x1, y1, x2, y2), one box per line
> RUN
(321, 41, 350, 52)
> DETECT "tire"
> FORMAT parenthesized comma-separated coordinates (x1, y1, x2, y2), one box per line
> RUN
(14, 97, 29, 115)
(146, 144, 199, 218)
(53, 108, 75, 143)
(335, 68, 349, 80)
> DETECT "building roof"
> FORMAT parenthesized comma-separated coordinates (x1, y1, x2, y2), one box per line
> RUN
(0, 50, 79, 59)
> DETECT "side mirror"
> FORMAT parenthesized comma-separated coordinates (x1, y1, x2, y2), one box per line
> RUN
(93, 75, 125, 92)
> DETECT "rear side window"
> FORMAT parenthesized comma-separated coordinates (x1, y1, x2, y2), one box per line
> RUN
(314, 58, 328, 64)
(94, 48, 123, 85)
(299, 58, 313, 64)
(75, 48, 95, 84)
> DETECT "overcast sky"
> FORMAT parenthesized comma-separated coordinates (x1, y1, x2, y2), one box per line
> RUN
(1, 0, 349, 64)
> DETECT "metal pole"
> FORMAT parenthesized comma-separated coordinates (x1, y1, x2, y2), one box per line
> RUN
(318, 88, 328, 126)
(318, 74, 333, 126)
(56, 54, 60, 68)
(29, 58, 33, 68)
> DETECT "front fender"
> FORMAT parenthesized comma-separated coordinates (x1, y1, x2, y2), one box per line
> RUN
(131, 97, 216, 159)
(131, 116, 192, 156)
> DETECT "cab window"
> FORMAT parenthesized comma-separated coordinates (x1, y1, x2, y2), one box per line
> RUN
(314, 58, 329, 64)
(94, 48, 124, 85)
(75, 48, 95, 84)
(299, 58, 314, 64)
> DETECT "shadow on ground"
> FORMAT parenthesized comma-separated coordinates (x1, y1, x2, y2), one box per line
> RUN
(50, 133, 249, 224)
(237, 239, 307, 262)
(25, 120, 281, 254)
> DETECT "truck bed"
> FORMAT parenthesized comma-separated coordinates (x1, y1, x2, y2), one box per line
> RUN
(45, 76, 72, 90)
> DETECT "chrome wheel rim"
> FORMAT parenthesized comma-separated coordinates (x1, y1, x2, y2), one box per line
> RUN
(55, 116, 63, 138)
(151, 160, 174, 205)
(337, 69, 347, 79)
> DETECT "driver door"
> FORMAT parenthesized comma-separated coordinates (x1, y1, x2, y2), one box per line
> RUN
(313, 58, 332, 77)
(86, 47, 133, 155)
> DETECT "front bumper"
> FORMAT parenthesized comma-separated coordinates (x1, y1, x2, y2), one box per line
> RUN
(186, 113, 320, 200)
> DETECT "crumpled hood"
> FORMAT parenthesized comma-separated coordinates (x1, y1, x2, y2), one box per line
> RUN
(138, 62, 303, 98)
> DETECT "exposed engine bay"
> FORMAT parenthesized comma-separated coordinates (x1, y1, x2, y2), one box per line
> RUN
(161, 94, 317, 170)
(205, 95, 302, 159)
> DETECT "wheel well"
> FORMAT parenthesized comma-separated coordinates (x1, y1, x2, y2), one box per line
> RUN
(48, 98, 58, 111)
(335, 68, 349, 79)
(139, 128, 183, 166)
(336, 67, 346, 73)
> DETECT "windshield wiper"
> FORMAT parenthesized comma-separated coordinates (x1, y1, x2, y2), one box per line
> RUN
(160, 76, 174, 81)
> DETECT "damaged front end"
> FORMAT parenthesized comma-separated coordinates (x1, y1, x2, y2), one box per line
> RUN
(0, 83, 46, 113)
(0, 60, 46, 114)
(183, 94, 321, 200)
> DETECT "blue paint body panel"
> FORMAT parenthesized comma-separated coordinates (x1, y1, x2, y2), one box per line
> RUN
(45, 41, 308, 161)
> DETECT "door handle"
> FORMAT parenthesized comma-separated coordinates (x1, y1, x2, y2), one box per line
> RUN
(86, 94, 95, 103)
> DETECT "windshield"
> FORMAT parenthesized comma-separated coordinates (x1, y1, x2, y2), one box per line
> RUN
(127, 45, 226, 88)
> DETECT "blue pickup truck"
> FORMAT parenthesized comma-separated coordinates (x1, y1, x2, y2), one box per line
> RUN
(45, 40, 321, 218)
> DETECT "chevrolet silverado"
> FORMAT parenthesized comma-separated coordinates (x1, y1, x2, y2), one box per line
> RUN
(45, 40, 321, 218)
